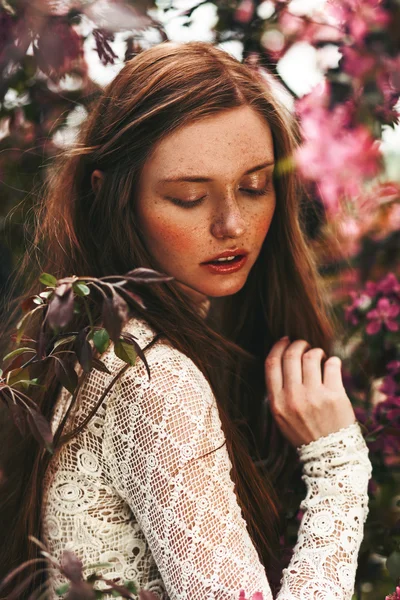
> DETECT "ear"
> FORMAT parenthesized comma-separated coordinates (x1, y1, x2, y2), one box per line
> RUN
(91, 169, 104, 194)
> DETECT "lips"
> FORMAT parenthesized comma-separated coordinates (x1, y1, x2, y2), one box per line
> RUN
(201, 248, 248, 264)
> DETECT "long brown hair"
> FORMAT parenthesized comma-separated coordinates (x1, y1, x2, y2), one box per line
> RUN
(0, 41, 335, 596)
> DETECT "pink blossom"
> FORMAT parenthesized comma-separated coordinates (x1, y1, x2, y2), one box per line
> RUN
(234, 0, 255, 24)
(344, 291, 373, 325)
(365, 281, 378, 296)
(295, 84, 382, 214)
(278, 7, 342, 46)
(376, 273, 400, 297)
(373, 396, 400, 460)
(387, 361, 400, 375)
(386, 586, 400, 600)
(338, 217, 362, 257)
(328, 0, 390, 43)
(278, 12, 305, 38)
(365, 297, 400, 334)
(375, 67, 400, 124)
(341, 46, 377, 78)
(379, 376, 398, 397)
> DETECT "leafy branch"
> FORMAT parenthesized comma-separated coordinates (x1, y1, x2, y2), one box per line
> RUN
(0, 267, 173, 453)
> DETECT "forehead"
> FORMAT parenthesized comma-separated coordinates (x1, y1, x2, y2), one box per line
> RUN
(143, 106, 274, 179)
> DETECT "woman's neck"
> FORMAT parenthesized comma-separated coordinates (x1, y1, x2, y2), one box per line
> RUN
(175, 281, 211, 318)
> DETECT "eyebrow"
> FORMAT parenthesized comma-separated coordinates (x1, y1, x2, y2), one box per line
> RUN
(158, 160, 275, 184)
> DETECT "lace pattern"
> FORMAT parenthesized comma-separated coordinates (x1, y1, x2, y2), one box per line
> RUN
(41, 317, 372, 599)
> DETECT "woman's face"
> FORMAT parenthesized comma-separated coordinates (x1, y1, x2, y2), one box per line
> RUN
(136, 106, 276, 304)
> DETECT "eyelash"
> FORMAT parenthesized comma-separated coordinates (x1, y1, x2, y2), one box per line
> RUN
(168, 183, 272, 209)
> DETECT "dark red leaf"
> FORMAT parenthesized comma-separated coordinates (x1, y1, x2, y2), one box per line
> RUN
(102, 579, 135, 599)
(74, 329, 92, 373)
(65, 581, 96, 600)
(27, 409, 53, 453)
(37, 328, 47, 360)
(91, 358, 111, 374)
(60, 550, 84, 584)
(102, 293, 129, 343)
(124, 267, 174, 284)
(113, 291, 129, 322)
(54, 358, 78, 394)
(33, 20, 83, 81)
(139, 591, 160, 600)
(122, 289, 146, 310)
(3, 352, 31, 375)
(93, 28, 117, 66)
(10, 402, 27, 436)
(55, 282, 73, 297)
(21, 296, 38, 313)
(47, 287, 74, 329)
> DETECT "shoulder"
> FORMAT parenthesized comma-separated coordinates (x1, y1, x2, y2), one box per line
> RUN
(104, 316, 215, 408)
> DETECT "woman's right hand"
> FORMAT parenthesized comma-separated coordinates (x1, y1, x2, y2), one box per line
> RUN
(264, 337, 356, 447)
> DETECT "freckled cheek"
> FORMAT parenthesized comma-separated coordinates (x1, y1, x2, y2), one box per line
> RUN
(246, 201, 276, 245)
(145, 217, 198, 255)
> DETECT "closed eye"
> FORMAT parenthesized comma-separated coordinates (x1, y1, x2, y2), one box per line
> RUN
(241, 183, 272, 196)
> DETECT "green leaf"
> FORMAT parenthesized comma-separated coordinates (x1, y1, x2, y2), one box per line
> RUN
(19, 378, 43, 391)
(56, 583, 70, 595)
(3, 347, 35, 362)
(53, 335, 76, 350)
(93, 329, 110, 354)
(73, 282, 90, 297)
(7, 367, 31, 387)
(86, 562, 113, 570)
(386, 550, 400, 581)
(39, 273, 57, 287)
(16, 311, 33, 343)
(123, 580, 137, 593)
(114, 340, 136, 366)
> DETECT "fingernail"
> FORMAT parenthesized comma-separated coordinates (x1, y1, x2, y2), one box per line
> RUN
(280, 335, 289, 341)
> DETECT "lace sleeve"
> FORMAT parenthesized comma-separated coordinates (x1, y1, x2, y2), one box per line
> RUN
(103, 339, 372, 600)
(102, 341, 274, 600)
(277, 422, 372, 600)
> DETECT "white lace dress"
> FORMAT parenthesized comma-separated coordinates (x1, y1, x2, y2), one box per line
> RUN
(42, 317, 372, 600)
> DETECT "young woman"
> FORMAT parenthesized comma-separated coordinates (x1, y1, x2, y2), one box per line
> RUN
(0, 41, 371, 599)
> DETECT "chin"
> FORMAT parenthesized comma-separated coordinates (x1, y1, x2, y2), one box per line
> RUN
(201, 276, 248, 298)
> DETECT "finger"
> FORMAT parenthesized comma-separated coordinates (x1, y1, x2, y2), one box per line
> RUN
(265, 337, 291, 394)
(302, 348, 327, 387)
(282, 340, 311, 390)
(323, 356, 344, 391)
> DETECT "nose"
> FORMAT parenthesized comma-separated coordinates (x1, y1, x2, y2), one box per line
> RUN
(210, 195, 246, 239)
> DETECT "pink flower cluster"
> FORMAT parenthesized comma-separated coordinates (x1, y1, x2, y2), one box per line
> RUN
(345, 273, 400, 460)
(273, 0, 400, 214)
(345, 273, 400, 333)
(386, 585, 400, 600)
(294, 81, 382, 215)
